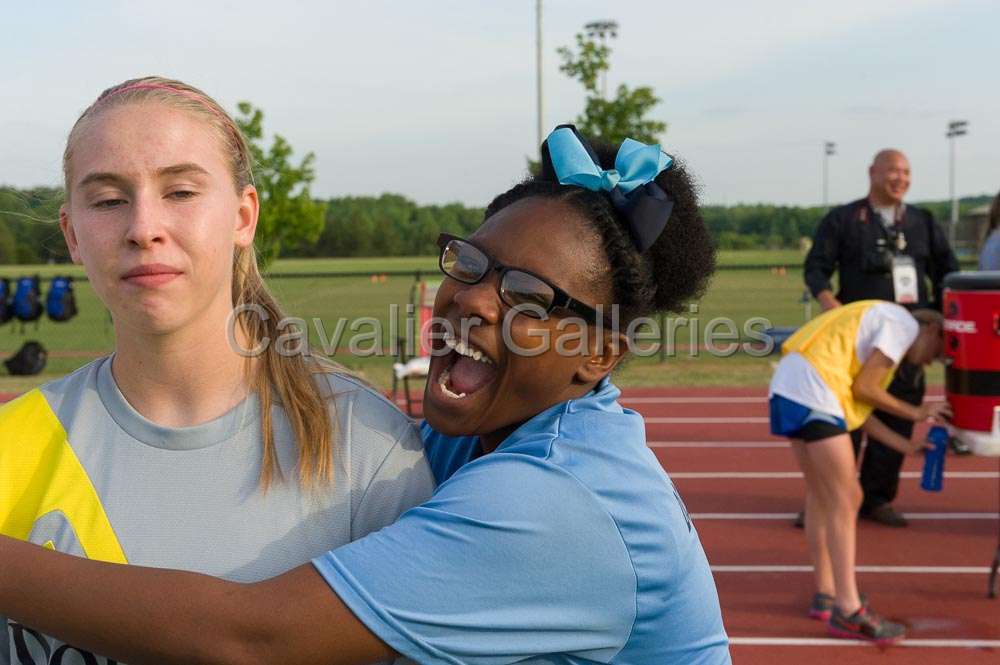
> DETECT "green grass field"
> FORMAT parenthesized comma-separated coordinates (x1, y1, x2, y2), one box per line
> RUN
(0, 250, 805, 281)
(2, 249, 941, 395)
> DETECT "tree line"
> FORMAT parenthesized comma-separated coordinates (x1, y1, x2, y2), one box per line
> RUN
(1, 184, 990, 264)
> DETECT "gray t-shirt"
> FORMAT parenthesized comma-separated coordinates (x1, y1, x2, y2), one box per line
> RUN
(0, 356, 435, 664)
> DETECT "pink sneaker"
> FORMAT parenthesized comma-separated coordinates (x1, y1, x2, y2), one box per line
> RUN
(828, 604, 905, 645)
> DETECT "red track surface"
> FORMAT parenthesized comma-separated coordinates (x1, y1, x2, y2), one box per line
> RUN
(623, 386, 1000, 664)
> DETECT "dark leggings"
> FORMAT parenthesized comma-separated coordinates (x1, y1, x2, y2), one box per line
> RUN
(851, 361, 925, 510)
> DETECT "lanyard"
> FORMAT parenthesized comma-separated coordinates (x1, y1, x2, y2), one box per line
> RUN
(859, 203, 907, 251)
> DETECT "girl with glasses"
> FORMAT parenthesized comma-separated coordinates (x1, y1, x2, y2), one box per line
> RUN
(0, 125, 729, 664)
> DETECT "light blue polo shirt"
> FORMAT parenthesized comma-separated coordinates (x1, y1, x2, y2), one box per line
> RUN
(313, 378, 730, 664)
(980, 229, 1000, 270)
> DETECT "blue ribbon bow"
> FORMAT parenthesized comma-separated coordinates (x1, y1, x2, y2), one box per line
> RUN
(542, 125, 675, 252)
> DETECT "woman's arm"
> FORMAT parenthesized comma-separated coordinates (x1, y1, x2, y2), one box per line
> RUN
(851, 350, 949, 422)
(0, 537, 393, 665)
(861, 415, 929, 455)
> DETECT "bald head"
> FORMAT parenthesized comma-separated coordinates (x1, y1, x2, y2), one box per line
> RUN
(869, 149, 910, 206)
(872, 149, 907, 168)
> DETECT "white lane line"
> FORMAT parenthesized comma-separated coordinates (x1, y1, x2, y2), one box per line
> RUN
(691, 512, 998, 520)
(645, 417, 770, 424)
(671, 471, 1000, 479)
(649, 440, 788, 448)
(729, 637, 1000, 648)
(712, 565, 992, 574)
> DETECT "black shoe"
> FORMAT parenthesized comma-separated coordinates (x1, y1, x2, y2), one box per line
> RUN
(793, 510, 805, 529)
(860, 504, 908, 528)
(949, 436, 972, 456)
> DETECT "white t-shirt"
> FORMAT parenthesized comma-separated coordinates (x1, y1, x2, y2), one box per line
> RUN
(875, 205, 899, 227)
(769, 302, 919, 417)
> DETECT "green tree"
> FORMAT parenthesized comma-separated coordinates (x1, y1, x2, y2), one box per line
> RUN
(0, 187, 65, 264)
(235, 102, 324, 268)
(557, 29, 667, 145)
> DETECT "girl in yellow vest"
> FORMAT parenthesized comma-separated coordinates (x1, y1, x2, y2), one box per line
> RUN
(0, 77, 435, 663)
(769, 300, 948, 644)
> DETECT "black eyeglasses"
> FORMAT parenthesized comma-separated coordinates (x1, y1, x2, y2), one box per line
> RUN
(436, 233, 608, 325)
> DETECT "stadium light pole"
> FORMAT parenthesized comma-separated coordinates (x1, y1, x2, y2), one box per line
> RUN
(822, 141, 836, 208)
(584, 19, 618, 99)
(946, 120, 968, 247)
(536, 0, 544, 150)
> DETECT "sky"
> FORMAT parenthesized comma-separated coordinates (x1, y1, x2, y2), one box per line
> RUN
(1, 0, 997, 208)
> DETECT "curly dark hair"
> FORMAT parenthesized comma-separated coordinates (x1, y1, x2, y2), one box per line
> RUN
(484, 139, 716, 324)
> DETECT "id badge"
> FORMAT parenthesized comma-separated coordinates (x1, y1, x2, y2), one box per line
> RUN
(891, 255, 918, 304)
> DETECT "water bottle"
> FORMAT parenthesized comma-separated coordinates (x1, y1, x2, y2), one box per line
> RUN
(921, 425, 949, 492)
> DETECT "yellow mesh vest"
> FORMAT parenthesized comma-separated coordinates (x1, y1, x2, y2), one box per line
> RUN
(782, 300, 897, 430)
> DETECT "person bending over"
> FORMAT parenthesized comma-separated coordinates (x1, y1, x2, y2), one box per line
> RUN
(769, 301, 948, 644)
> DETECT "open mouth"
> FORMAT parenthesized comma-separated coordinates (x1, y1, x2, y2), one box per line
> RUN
(435, 330, 498, 400)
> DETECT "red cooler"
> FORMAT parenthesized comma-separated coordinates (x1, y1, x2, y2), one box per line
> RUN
(943, 272, 1000, 456)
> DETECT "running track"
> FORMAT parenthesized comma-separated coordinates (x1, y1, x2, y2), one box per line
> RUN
(622, 385, 1000, 664)
(4, 386, 997, 662)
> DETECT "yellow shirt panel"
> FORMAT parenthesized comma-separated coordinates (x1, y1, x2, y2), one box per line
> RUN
(0, 390, 126, 564)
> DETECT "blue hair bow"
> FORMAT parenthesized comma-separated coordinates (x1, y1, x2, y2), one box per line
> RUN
(541, 124, 675, 252)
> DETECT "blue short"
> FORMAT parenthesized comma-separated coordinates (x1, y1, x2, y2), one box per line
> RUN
(769, 394, 847, 442)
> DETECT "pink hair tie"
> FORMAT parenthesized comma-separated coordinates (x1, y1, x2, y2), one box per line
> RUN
(98, 82, 231, 125)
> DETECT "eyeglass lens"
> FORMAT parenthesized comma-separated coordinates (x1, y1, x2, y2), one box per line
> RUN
(441, 240, 555, 316)
(441, 240, 488, 283)
(500, 271, 555, 312)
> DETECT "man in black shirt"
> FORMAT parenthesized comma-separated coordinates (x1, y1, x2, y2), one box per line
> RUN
(802, 149, 959, 527)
